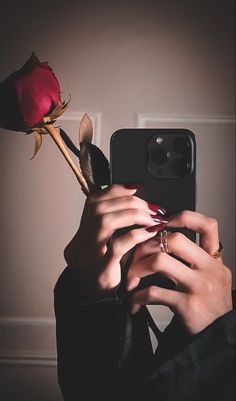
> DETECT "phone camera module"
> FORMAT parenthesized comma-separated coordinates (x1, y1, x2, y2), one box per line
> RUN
(153, 148, 170, 165)
(147, 131, 193, 179)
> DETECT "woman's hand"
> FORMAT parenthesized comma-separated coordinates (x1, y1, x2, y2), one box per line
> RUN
(127, 211, 233, 335)
(64, 184, 166, 299)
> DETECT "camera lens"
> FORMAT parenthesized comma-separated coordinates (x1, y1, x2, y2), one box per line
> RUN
(152, 148, 170, 165)
(173, 137, 190, 154)
(172, 159, 191, 177)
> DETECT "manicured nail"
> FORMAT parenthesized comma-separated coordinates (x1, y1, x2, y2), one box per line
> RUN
(148, 203, 166, 215)
(124, 184, 144, 190)
(152, 215, 169, 224)
(146, 223, 165, 232)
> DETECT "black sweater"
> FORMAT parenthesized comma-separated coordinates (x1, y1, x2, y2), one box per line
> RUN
(54, 267, 236, 401)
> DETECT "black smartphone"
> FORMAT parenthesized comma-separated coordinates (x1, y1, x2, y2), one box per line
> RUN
(110, 128, 196, 291)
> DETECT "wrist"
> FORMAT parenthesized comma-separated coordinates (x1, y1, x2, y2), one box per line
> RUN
(70, 266, 120, 302)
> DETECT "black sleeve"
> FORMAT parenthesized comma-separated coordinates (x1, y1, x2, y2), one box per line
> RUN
(141, 304, 236, 401)
(54, 267, 236, 401)
(54, 267, 154, 401)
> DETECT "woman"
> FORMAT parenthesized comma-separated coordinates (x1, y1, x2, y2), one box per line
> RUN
(54, 184, 235, 401)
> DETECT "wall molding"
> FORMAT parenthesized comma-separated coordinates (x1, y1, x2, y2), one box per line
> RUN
(0, 315, 168, 366)
(136, 113, 235, 127)
(0, 356, 56, 367)
(0, 317, 57, 366)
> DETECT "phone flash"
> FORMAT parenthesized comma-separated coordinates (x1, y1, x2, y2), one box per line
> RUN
(156, 136, 164, 145)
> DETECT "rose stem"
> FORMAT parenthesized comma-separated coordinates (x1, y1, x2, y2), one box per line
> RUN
(44, 123, 90, 196)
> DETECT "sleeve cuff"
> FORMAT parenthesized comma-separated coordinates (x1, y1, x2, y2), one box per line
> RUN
(140, 310, 236, 401)
(161, 309, 235, 369)
(54, 266, 124, 322)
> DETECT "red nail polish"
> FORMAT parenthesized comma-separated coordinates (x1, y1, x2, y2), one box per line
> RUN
(152, 215, 169, 224)
(146, 223, 165, 232)
(124, 184, 144, 190)
(148, 203, 166, 215)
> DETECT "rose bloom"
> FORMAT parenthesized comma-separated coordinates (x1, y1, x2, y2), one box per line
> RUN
(0, 53, 60, 132)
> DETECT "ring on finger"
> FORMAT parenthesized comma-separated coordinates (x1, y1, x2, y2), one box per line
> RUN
(158, 230, 170, 254)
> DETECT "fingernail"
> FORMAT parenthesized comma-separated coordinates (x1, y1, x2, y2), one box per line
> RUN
(124, 184, 144, 190)
(148, 203, 166, 215)
(152, 215, 169, 224)
(146, 223, 165, 232)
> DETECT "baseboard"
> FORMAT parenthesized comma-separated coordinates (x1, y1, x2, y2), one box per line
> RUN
(0, 315, 170, 366)
(0, 317, 57, 366)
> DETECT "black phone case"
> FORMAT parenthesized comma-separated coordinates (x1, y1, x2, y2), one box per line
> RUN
(110, 128, 196, 291)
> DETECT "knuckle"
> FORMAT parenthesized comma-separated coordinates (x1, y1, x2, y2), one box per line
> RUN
(109, 184, 122, 194)
(179, 210, 193, 222)
(97, 273, 108, 290)
(130, 208, 139, 218)
(220, 266, 232, 285)
(126, 195, 136, 204)
(110, 240, 121, 257)
(147, 285, 158, 300)
(205, 280, 214, 294)
(194, 275, 205, 292)
(128, 229, 138, 240)
(206, 217, 218, 231)
(112, 184, 121, 191)
(170, 231, 185, 245)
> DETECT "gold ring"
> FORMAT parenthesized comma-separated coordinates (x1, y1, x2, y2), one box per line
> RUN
(158, 230, 170, 254)
(211, 242, 224, 259)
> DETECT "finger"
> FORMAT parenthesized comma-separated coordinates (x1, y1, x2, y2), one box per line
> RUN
(102, 224, 164, 272)
(130, 286, 185, 314)
(89, 195, 167, 218)
(132, 236, 163, 263)
(164, 231, 212, 269)
(88, 184, 142, 203)
(95, 209, 165, 246)
(96, 224, 164, 291)
(127, 251, 193, 291)
(167, 210, 220, 256)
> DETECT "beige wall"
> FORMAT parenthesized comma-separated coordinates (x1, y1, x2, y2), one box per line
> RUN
(0, 0, 235, 400)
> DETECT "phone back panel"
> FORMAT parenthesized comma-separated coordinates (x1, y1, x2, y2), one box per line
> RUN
(110, 128, 196, 242)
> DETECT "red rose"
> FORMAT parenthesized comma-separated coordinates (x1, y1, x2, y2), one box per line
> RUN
(0, 52, 60, 132)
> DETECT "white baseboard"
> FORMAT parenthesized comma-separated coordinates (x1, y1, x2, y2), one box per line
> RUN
(0, 317, 57, 366)
(0, 315, 170, 366)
